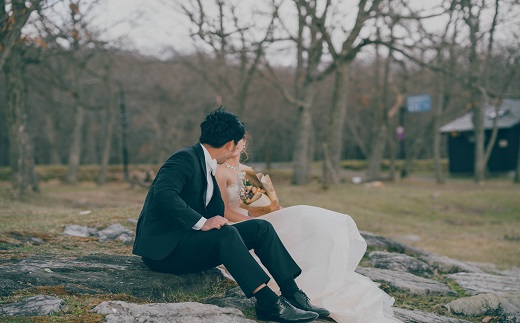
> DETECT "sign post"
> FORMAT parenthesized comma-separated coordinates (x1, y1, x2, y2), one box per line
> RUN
(406, 94, 432, 113)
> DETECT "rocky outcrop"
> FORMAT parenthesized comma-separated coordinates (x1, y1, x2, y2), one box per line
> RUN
(1, 230, 519, 322)
(0, 295, 64, 316)
(356, 267, 455, 296)
(360, 231, 430, 257)
(368, 251, 433, 276)
(444, 292, 520, 322)
(446, 272, 520, 295)
(205, 286, 255, 312)
(419, 254, 483, 274)
(93, 301, 255, 323)
(0, 254, 224, 300)
(63, 224, 134, 242)
(361, 231, 483, 274)
(393, 308, 471, 322)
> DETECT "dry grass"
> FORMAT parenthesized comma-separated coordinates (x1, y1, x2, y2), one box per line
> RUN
(273, 175, 520, 269)
(1, 173, 518, 268)
(1, 173, 518, 323)
(0, 181, 143, 258)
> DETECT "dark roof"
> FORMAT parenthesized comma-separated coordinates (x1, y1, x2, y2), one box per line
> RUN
(440, 99, 520, 133)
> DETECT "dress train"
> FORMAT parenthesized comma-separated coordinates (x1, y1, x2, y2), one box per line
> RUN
(223, 185, 402, 323)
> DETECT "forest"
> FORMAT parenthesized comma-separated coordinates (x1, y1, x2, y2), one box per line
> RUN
(1, 0, 520, 199)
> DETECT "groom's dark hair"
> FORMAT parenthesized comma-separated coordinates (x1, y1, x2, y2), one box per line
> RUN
(199, 107, 246, 148)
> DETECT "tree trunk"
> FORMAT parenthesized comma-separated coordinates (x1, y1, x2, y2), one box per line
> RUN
(433, 84, 445, 184)
(98, 82, 116, 186)
(472, 98, 486, 183)
(292, 100, 314, 185)
(4, 46, 36, 199)
(322, 63, 349, 187)
(514, 130, 520, 183)
(66, 105, 85, 184)
(388, 118, 398, 180)
(366, 43, 387, 181)
(385, 91, 403, 181)
(44, 113, 61, 164)
(366, 123, 387, 181)
(465, 4, 486, 184)
(85, 114, 98, 164)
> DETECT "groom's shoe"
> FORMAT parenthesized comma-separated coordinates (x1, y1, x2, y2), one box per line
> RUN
(285, 289, 330, 318)
(255, 296, 319, 322)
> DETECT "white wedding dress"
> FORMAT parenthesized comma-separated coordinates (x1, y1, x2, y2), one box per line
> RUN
(224, 184, 402, 323)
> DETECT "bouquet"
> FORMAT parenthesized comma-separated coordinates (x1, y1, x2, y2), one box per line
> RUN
(237, 168, 279, 216)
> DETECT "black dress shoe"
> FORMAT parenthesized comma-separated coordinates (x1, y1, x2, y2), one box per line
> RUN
(255, 296, 319, 322)
(285, 289, 330, 318)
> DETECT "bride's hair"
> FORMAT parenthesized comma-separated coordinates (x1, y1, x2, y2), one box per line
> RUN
(241, 132, 252, 163)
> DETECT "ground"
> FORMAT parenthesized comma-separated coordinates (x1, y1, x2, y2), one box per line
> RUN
(0, 168, 519, 322)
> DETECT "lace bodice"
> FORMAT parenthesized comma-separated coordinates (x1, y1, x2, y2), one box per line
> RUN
(226, 184, 241, 208)
(226, 184, 248, 216)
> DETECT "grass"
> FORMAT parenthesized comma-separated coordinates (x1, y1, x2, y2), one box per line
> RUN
(0, 168, 519, 322)
(272, 175, 520, 268)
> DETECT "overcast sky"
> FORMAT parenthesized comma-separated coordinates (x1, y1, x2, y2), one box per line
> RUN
(92, 0, 187, 56)
(90, 0, 519, 62)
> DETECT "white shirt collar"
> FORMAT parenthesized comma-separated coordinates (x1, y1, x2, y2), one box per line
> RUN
(200, 143, 217, 175)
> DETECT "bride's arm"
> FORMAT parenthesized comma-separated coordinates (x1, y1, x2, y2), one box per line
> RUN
(216, 168, 251, 222)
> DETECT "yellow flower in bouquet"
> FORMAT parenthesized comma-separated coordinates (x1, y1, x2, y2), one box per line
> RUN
(237, 168, 279, 216)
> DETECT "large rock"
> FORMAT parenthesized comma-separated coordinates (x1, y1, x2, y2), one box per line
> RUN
(0, 295, 64, 316)
(0, 254, 224, 301)
(444, 292, 520, 322)
(206, 286, 255, 311)
(361, 231, 483, 274)
(368, 251, 433, 276)
(93, 301, 255, 323)
(419, 255, 483, 274)
(393, 308, 471, 322)
(97, 224, 134, 242)
(63, 223, 134, 242)
(62, 225, 98, 238)
(360, 231, 429, 257)
(356, 267, 455, 296)
(447, 272, 520, 295)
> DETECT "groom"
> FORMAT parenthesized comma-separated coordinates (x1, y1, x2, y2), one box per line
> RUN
(133, 108, 329, 322)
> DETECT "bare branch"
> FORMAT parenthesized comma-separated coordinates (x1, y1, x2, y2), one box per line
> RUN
(258, 59, 307, 107)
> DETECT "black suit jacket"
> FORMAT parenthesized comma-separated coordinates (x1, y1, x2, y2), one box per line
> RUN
(132, 144, 225, 260)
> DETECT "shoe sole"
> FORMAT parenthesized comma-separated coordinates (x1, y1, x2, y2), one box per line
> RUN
(256, 315, 318, 323)
(256, 317, 318, 323)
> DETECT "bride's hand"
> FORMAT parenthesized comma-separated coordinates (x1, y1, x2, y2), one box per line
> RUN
(247, 208, 265, 218)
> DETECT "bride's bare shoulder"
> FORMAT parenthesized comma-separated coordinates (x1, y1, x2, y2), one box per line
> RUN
(216, 164, 232, 177)
(217, 164, 240, 187)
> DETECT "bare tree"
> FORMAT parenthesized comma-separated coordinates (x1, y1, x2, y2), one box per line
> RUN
(423, 8, 459, 183)
(4, 44, 37, 198)
(1, 0, 43, 198)
(34, 0, 107, 183)
(174, 0, 276, 115)
(258, 0, 328, 185)
(300, 0, 384, 186)
(97, 62, 116, 185)
(450, 0, 518, 183)
(0, 0, 41, 71)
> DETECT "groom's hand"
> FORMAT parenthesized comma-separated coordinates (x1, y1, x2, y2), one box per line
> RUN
(201, 216, 229, 231)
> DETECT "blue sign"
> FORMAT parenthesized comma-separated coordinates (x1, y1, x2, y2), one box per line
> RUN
(406, 94, 431, 112)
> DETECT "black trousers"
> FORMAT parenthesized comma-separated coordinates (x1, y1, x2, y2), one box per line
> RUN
(142, 219, 301, 297)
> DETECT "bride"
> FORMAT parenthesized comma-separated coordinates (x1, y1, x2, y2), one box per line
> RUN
(215, 137, 402, 323)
